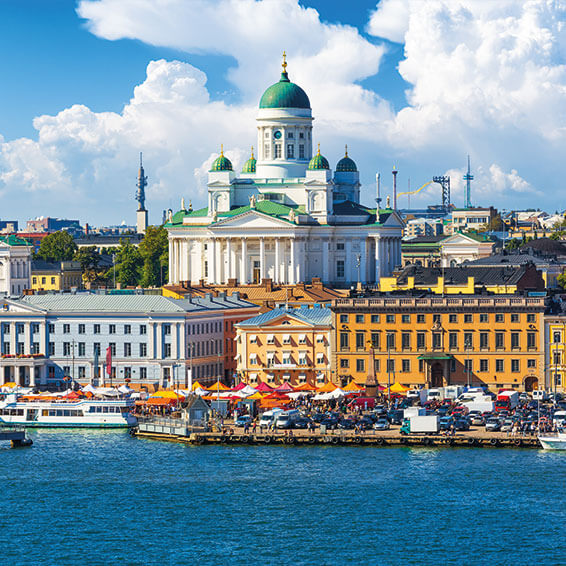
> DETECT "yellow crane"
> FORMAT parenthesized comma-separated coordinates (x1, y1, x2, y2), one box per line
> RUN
(396, 180, 433, 198)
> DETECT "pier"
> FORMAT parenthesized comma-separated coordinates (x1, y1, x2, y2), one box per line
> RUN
(0, 426, 33, 448)
(134, 421, 540, 448)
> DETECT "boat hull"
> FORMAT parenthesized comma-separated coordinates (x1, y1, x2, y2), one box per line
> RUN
(538, 436, 566, 450)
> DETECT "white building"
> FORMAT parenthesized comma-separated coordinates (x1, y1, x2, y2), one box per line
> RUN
(0, 235, 32, 296)
(166, 56, 403, 287)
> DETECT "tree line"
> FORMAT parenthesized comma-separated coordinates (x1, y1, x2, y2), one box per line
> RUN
(34, 226, 169, 288)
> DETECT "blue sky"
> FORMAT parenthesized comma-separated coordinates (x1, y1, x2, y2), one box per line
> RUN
(1, 0, 565, 226)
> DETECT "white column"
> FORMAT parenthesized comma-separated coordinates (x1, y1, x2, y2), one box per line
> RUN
(148, 322, 155, 359)
(275, 238, 280, 283)
(260, 237, 265, 282)
(290, 238, 296, 284)
(39, 321, 47, 356)
(179, 321, 186, 360)
(360, 238, 367, 283)
(10, 322, 16, 355)
(322, 239, 329, 283)
(226, 238, 232, 282)
(182, 240, 189, 282)
(374, 236, 380, 282)
(207, 239, 215, 283)
(345, 240, 352, 283)
(168, 240, 175, 284)
(171, 322, 178, 360)
(241, 238, 247, 283)
(296, 238, 303, 283)
(23, 322, 31, 355)
(156, 323, 163, 359)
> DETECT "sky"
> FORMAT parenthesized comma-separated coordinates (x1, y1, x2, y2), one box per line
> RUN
(1, 0, 566, 227)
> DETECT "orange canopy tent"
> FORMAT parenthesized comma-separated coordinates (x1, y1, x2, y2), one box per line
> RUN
(317, 381, 338, 393)
(294, 383, 317, 392)
(343, 380, 363, 392)
(247, 392, 265, 400)
(146, 397, 178, 406)
(390, 382, 410, 394)
(191, 381, 206, 391)
(151, 390, 185, 400)
(260, 398, 292, 409)
(207, 381, 231, 391)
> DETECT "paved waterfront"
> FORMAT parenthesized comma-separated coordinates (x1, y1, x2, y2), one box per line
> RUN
(1, 429, 565, 565)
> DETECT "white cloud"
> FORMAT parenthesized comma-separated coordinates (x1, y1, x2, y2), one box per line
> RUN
(367, 0, 410, 43)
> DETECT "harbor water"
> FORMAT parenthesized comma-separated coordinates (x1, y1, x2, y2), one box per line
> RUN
(1, 430, 565, 566)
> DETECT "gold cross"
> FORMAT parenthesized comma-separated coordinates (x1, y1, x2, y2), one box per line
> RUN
(282, 51, 287, 72)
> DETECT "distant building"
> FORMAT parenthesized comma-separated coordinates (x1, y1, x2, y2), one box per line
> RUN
(26, 217, 81, 233)
(404, 218, 444, 239)
(74, 233, 144, 251)
(450, 207, 497, 233)
(0, 220, 18, 233)
(31, 260, 83, 291)
(0, 235, 32, 296)
(402, 236, 444, 267)
(440, 232, 498, 267)
(0, 293, 259, 388)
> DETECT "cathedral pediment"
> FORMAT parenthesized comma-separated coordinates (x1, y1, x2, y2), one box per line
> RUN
(210, 209, 294, 230)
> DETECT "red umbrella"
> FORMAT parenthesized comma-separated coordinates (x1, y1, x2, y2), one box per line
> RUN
(255, 382, 274, 392)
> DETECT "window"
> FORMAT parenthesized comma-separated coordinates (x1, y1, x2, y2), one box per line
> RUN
(371, 315, 380, 324)
(299, 144, 305, 159)
(464, 332, 473, 349)
(31, 342, 39, 354)
(140, 325, 147, 335)
(356, 332, 365, 351)
(479, 314, 488, 323)
(480, 359, 488, 372)
(340, 358, 349, 368)
(340, 314, 348, 323)
(78, 367, 86, 379)
(495, 333, 504, 349)
(124, 343, 131, 357)
(124, 367, 131, 380)
(511, 314, 519, 323)
(94, 324, 100, 334)
(78, 343, 85, 356)
(527, 314, 535, 323)
(496, 314, 504, 323)
(287, 144, 294, 158)
(419, 359, 424, 373)
(356, 314, 365, 324)
(370, 332, 380, 349)
(527, 333, 536, 350)
(527, 359, 536, 368)
(140, 367, 147, 379)
(109, 325, 116, 335)
(336, 260, 345, 278)
(511, 333, 520, 350)
(432, 333, 442, 349)
(402, 333, 410, 350)
(480, 332, 488, 350)
(449, 314, 457, 324)
(433, 314, 441, 323)
(31, 323, 39, 334)
(464, 359, 472, 372)
(387, 359, 395, 373)
(337, 243, 345, 250)
(124, 325, 131, 335)
(495, 359, 504, 372)
(464, 314, 472, 324)
(402, 315, 410, 324)
(93, 343, 101, 356)
(63, 324, 70, 334)
(48, 324, 54, 334)
(386, 333, 395, 350)
(298, 334, 307, 344)
(287, 132, 294, 139)
(417, 333, 425, 350)
(316, 353, 325, 364)
(282, 353, 292, 365)
(163, 343, 171, 358)
(356, 359, 365, 372)
(417, 315, 425, 324)
(449, 333, 458, 350)
(109, 343, 116, 356)
(553, 331, 562, 344)
(48, 342, 54, 356)
(250, 335, 257, 344)
(511, 359, 520, 372)
(163, 324, 171, 336)
(386, 315, 395, 324)
(298, 352, 307, 365)
(283, 334, 291, 344)
(402, 359, 410, 373)
(340, 332, 349, 350)
(78, 324, 85, 334)
(63, 342, 71, 356)
(274, 144, 282, 158)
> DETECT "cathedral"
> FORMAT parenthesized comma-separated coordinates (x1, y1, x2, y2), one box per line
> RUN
(166, 55, 403, 286)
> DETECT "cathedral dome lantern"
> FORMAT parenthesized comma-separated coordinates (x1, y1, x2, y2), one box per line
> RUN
(308, 144, 330, 170)
(210, 145, 233, 172)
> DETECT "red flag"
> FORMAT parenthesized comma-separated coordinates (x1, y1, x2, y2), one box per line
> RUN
(106, 346, 112, 376)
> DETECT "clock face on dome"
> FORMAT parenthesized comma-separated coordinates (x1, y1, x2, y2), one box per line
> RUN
(273, 130, 282, 140)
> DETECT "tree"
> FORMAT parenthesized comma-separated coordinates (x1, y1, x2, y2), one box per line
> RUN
(558, 272, 566, 290)
(138, 225, 169, 287)
(477, 213, 504, 233)
(112, 239, 142, 287)
(74, 246, 103, 287)
(36, 231, 77, 261)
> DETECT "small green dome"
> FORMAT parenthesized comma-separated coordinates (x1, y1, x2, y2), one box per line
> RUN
(336, 146, 357, 172)
(242, 147, 256, 173)
(308, 145, 329, 170)
(210, 146, 233, 172)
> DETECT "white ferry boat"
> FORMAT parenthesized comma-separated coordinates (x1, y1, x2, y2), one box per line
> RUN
(0, 397, 137, 428)
(538, 432, 566, 450)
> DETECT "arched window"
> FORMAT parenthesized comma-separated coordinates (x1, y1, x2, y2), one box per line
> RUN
(554, 331, 562, 344)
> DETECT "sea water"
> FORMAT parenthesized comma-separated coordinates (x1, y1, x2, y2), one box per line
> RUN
(1, 430, 565, 566)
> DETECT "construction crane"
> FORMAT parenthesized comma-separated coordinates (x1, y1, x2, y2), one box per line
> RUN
(396, 177, 451, 212)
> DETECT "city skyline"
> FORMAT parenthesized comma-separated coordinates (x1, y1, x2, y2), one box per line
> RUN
(1, 0, 566, 226)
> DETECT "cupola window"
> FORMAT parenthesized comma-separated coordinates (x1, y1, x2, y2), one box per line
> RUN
(287, 132, 294, 139)
(299, 144, 305, 159)
(264, 144, 270, 158)
(287, 144, 294, 159)
(274, 144, 282, 158)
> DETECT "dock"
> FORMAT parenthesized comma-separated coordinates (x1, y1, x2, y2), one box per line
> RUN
(134, 420, 540, 448)
(0, 426, 33, 448)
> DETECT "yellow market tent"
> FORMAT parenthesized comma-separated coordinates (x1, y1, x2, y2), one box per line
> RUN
(317, 381, 338, 393)
(2, 382, 17, 388)
(191, 381, 206, 391)
(247, 392, 265, 400)
(343, 380, 362, 392)
(390, 382, 410, 394)
(151, 390, 184, 400)
(207, 381, 231, 391)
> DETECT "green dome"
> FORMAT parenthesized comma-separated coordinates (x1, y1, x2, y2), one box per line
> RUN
(242, 149, 256, 173)
(210, 148, 233, 172)
(336, 145, 357, 172)
(308, 146, 330, 170)
(259, 72, 310, 109)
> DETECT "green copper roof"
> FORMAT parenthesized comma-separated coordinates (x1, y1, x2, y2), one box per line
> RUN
(242, 156, 256, 173)
(336, 155, 357, 172)
(308, 149, 330, 170)
(210, 153, 233, 172)
(0, 235, 31, 247)
(259, 72, 310, 109)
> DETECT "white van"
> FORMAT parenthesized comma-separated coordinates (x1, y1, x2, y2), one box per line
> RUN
(259, 408, 284, 428)
(275, 410, 300, 429)
(532, 390, 548, 401)
(553, 410, 566, 427)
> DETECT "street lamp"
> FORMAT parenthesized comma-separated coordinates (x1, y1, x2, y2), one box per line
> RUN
(465, 338, 471, 388)
(356, 254, 361, 288)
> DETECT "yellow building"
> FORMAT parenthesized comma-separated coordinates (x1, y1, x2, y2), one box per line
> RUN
(545, 316, 566, 393)
(332, 295, 546, 392)
(31, 260, 83, 291)
(235, 306, 332, 387)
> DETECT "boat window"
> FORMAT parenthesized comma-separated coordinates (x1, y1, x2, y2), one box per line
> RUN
(42, 410, 48, 416)
(103, 407, 109, 413)
(49, 410, 56, 416)
(56, 410, 63, 417)
(63, 410, 70, 417)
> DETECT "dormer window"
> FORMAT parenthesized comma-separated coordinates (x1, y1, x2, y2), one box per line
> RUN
(288, 132, 294, 139)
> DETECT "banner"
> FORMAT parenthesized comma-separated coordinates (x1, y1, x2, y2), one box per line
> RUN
(106, 346, 112, 376)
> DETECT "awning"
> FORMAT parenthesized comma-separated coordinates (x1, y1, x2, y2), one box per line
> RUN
(249, 335, 257, 342)
(417, 353, 453, 360)
(267, 334, 275, 342)
(249, 373, 258, 379)
(299, 334, 306, 341)
(299, 373, 306, 378)
(283, 334, 291, 341)
(316, 334, 325, 342)
(283, 374, 291, 379)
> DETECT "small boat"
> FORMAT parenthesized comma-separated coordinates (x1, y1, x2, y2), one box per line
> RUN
(0, 398, 137, 428)
(538, 431, 566, 450)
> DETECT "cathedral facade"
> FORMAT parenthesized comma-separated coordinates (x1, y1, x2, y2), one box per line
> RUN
(166, 57, 403, 286)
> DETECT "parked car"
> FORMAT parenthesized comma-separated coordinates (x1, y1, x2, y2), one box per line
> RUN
(454, 418, 470, 431)
(235, 415, 252, 427)
(469, 414, 485, 426)
(293, 417, 312, 429)
(500, 419, 514, 433)
(373, 418, 390, 431)
(439, 416, 454, 431)
(387, 409, 404, 425)
(358, 416, 374, 430)
(338, 418, 357, 430)
(485, 418, 501, 432)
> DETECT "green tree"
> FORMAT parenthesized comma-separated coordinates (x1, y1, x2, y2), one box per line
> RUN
(74, 246, 103, 286)
(138, 225, 169, 287)
(558, 272, 566, 290)
(36, 231, 77, 261)
(110, 239, 142, 287)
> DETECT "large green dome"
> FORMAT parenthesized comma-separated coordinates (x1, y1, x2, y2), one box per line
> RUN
(308, 146, 329, 170)
(259, 72, 310, 109)
(210, 147, 233, 172)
